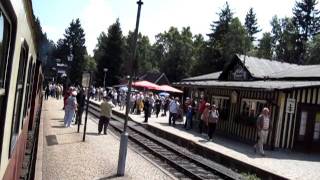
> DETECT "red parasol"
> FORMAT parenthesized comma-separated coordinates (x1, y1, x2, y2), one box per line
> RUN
(158, 85, 183, 93)
(132, 80, 161, 90)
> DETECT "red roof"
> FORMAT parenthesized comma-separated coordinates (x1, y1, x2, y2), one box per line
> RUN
(159, 85, 183, 93)
(132, 81, 160, 90)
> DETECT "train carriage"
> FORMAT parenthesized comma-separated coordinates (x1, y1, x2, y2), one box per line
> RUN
(0, 0, 43, 179)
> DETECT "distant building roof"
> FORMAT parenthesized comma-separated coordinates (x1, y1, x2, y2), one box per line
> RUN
(270, 65, 320, 79)
(237, 54, 300, 79)
(175, 80, 320, 90)
(138, 72, 170, 85)
(175, 54, 320, 90)
(182, 71, 222, 81)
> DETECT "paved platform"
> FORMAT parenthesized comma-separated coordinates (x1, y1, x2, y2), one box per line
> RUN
(91, 99, 320, 180)
(35, 98, 174, 180)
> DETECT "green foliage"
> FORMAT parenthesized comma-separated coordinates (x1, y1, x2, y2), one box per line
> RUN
(245, 8, 261, 42)
(293, 0, 320, 63)
(293, 0, 320, 41)
(63, 19, 87, 84)
(123, 31, 156, 75)
(94, 19, 124, 86)
(208, 2, 233, 46)
(257, 32, 273, 59)
(154, 27, 194, 82)
(84, 55, 97, 71)
(306, 34, 320, 64)
(271, 17, 300, 63)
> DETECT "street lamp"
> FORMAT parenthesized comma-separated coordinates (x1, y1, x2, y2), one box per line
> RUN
(117, 0, 143, 176)
(103, 68, 108, 88)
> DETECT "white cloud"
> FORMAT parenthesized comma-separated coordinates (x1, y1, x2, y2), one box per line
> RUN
(42, 25, 64, 42)
(81, 0, 114, 55)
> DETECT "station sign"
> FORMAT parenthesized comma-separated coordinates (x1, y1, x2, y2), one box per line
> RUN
(286, 98, 296, 114)
(82, 72, 90, 88)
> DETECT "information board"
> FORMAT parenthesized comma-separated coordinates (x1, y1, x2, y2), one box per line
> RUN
(286, 98, 296, 114)
(82, 72, 90, 88)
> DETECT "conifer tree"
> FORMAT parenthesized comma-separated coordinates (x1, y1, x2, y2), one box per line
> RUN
(245, 8, 261, 42)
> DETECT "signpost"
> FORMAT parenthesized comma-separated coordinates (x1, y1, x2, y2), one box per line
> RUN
(286, 98, 296, 114)
(117, 0, 143, 176)
(82, 72, 92, 141)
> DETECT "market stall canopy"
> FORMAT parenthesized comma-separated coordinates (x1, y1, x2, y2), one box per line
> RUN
(159, 85, 183, 93)
(132, 80, 161, 90)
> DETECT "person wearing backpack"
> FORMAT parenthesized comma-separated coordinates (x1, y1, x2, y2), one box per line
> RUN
(207, 104, 219, 141)
(254, 107, 270, 156)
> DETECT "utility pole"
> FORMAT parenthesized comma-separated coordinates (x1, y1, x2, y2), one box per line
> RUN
(117, 0, 143, 176)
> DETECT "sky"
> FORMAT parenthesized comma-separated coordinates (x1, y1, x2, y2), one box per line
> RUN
(32, 0, 313, 55)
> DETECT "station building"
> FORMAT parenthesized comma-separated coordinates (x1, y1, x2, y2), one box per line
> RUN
(175, 54, 320, 152)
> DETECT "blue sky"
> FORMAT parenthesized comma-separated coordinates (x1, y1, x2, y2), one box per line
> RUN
(33, 0, 315, 55)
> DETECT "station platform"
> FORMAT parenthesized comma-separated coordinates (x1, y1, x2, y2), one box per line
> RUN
(89, 99, 320, 180)
(35, 98, 174, 180)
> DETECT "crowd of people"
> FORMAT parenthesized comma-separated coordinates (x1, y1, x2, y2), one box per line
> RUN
(44, 83, 64, 100)
(44, 83, 270, 156)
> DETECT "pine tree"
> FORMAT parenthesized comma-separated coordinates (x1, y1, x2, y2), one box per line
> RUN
(293, 0, 320, 63)
(257, 32, 273, 59)
(208, 2, 233, 46)
(293, 0, 320, 41)
(63, 19, 86, 85)
(94, 19, 124, 86)
(245, 8, 261, 42)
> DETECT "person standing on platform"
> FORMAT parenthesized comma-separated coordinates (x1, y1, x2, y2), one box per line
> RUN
(185, 105, 193, 130)
(64, 90, 78, 128)
(201, 103, 210, 134)
(198, 97, 207, 134)
(75, 87, 85, 125)
(143, 97, 150, 122)
(207, 104, 219, 141)
(45, 85, 50, 100)
(155, 95, 161, 118)
(99, 95, 115, 135)
(254, 107, 270, 156)
(168, 97, 179, 126)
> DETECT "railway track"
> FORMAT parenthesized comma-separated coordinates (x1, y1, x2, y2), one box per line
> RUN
(88, 101, 242, 180)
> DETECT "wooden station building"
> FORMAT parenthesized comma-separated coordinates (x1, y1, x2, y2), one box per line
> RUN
(175, 54, 320, 152)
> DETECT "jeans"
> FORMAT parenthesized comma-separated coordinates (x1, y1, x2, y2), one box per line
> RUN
(98, 116, 110, 134)
(168, 112, 177, 125)
(64, 108, 75, 127)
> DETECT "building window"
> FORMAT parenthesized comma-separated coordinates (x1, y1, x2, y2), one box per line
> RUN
(0, 2, 15, 162)
(10, 43, 29, 153)
(239, 98, 266, 126)
(313, 112, 320, 141)
(211, 96, 230, 121)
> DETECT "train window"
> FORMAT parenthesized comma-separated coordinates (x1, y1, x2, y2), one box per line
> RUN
(0, 2, 16, 163)
(23, 57, 33, 119)
(10, 43, 29, 153)
(0, 11, 10, 88)
(27, 62, 36, 108)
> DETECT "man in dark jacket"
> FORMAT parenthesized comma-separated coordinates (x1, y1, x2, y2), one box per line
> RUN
(75, 87, 86, 125)
(144, 97, 150, 122)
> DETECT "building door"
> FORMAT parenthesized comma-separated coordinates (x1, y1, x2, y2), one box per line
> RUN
(294, 104, 320, 152)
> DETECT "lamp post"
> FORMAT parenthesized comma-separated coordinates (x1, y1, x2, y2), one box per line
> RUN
(103, 68, 108, 88)
(117, 0, 143, 176)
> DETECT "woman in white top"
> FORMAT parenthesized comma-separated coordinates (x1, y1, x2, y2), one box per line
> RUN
(207, 104, 219, 141)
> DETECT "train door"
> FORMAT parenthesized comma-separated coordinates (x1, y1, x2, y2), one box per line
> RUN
(294, 104, 320, 152)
